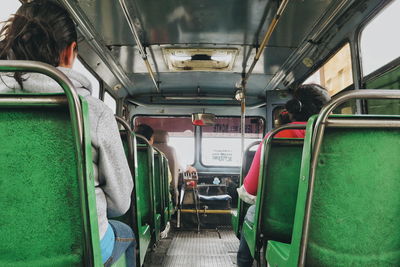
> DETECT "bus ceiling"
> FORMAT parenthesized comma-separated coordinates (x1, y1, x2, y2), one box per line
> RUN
(57, 0, 385, 104)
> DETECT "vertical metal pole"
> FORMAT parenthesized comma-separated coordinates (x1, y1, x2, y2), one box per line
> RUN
(240, 88, 246, 165)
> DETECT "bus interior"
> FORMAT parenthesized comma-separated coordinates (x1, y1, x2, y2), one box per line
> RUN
(1, 0, 400, 266)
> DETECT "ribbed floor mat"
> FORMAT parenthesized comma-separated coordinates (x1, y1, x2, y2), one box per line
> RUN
(162, 230, 239, 267)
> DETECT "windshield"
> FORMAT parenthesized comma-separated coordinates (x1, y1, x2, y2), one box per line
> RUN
(201, 117, 264, 166)
(133, 116, 195, 168)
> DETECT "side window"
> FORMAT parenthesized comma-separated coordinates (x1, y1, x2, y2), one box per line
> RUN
(303, 43, 355, 114)
(361, 1, 400, 115)
(360, 1, 400, 76)
(104, 91, 116, 114)
(303, 43, 353, 96)
(73, 59, 100, 98)
(0, 1, 20, 22)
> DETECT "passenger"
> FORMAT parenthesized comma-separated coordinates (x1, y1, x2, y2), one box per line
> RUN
(153, 130, 180, 203)
(135, 124, 154, 144)
(236, 84, 330, 267)
(275, 109, 291, 127)
(0, 1, 135, 266)
(136, 124, 197, 173)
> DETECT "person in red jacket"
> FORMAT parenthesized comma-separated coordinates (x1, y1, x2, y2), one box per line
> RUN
(237, 84, 330, 267)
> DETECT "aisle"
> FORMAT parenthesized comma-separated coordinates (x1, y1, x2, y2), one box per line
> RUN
(144, 229, 240, 267)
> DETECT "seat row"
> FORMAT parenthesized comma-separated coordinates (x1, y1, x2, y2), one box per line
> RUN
(233, 90, 400, 267)
(117, 118, 173, 266)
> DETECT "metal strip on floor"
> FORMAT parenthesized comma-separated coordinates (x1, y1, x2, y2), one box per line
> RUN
(146, 229, 239, 267)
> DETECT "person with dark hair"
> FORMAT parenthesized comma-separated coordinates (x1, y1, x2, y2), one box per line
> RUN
(275, 109, 291, 127)
(135, 124, 154, 144)
(0, 1, 135, 266)
(236, 84, 330, 267)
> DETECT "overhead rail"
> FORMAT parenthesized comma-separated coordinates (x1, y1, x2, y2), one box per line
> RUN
(119, 0, 160, 93)
(59, 0, 134, 93)
(239, 0, 289, 89)
(300, 89, 400, 267)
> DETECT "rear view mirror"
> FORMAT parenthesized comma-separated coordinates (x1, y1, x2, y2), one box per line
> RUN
(192, 113, 215, 126)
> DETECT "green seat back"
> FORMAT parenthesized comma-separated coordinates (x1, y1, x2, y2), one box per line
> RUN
(118, 131, 151, 267)
(153, 152, 163, 218)
(306, 126, 400, 266)
(0, 96, 101, 267)
(262, 140, 303, 242)
(136, 145, 152, 225)
(243, 139, 303, 258)
(163, 157, 173, 222)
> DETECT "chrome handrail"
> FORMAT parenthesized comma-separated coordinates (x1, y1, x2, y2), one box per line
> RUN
(0, 60, 83, 145)
(299, 89, 400, 267)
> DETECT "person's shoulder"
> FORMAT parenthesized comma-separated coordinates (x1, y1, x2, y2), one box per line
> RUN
(84, 96, 112, 114)
(83, 95, 116, 128)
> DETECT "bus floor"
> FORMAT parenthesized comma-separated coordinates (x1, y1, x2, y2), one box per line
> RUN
(143, 227, 242, 267)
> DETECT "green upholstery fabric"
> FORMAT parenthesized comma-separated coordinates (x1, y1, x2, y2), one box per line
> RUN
(137, 147, 152, 224)
(0, 109, 84, 266)
(135, 143, 153, 265)
(153, 153, 163, 220)
(267, 116, 400, 267)
(243, 139, 303, 258)
(306, 128, 400, 267)
(262, 141, 303, 242)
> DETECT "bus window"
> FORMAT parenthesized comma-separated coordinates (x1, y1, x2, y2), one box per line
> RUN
(361, 1, 400, 115)
(303, 43, 353, 96)
(0, 1, 20, 23)
(104, 91, 116, 114)
(201, 117, 264, 167)
(133, 116, 195, 167)
(360, 1, 400, 77)
(73, 59, 100, 98)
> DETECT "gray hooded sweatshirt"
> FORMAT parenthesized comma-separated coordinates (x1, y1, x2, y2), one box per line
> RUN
(0, 67, 133, 238)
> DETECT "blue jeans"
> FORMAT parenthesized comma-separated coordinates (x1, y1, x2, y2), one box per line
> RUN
(105, 220, 136, 267)
(237, 205, 256, 267)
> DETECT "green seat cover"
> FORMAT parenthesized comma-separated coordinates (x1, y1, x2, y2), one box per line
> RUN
(0, 95, 101, 267)
(267, 115, 400, 267)
(243, 138, 303, 259)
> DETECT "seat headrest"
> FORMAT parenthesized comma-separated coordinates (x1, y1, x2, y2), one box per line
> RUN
(153, 129, 169, 144)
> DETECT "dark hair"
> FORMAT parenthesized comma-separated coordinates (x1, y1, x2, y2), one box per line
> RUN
(285, 84, 331, 121)
(278, 110, 291, 125)
(135, 124, 154, 141)
(0, 0, 77, 88)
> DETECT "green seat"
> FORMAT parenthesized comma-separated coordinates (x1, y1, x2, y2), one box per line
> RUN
(134, 140, 155, 266)
(153, 149, 173, 231)
(0, 93, 102, 266)
(232, 141, 260, 238)
(267, 113, 400, 267)
(243, 136, 303, 260)
(152, 149, 164, 238)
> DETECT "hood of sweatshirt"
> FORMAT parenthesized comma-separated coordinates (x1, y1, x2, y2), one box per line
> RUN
(0, 67, 92, 97)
